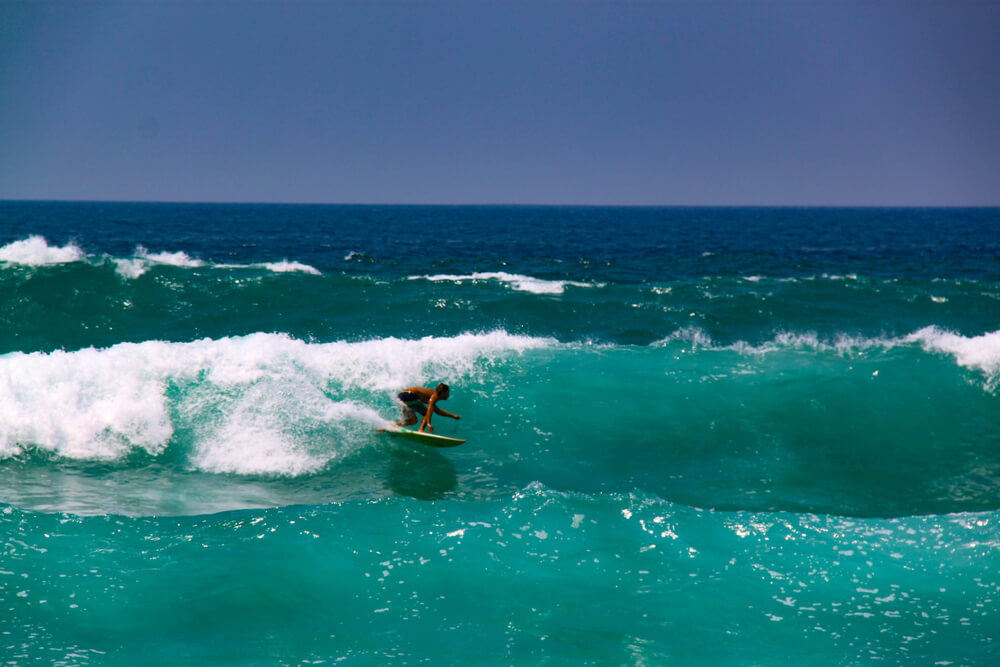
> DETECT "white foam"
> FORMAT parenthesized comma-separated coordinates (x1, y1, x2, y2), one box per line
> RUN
(412, 271, 601, 295)
(0, 344, 174, 461)
(0, 331, 552, 473)
(653, 325, 1000, 383)
(137, 246, 206, 268)
(651, 327, 714, 348)
(111, 258, 149, 279)
(187, 388, 379, 476)
(729, 331, 895, 356)
(109, 246, 207, 278)
(0, 236, 322, 279)
(259, 260, 321, 275)
(111, 247, 321, 278)
(905, 326, 1000, 379)
(0, 236, 86, 265)
(215, 260, 321, 275)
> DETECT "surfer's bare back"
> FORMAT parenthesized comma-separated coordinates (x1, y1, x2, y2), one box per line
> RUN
(396, 383, 461, 432)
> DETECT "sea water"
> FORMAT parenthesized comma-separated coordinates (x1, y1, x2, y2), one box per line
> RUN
(1, 202, 999, 664)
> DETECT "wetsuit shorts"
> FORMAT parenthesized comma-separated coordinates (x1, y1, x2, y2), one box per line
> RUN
(398, 391, 427, 418)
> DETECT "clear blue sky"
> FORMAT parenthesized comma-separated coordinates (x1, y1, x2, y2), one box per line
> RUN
(2, 0, 998, 205)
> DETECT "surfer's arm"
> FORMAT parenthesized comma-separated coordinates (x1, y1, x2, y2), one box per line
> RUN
(417, 417, 432, 432)
(418, 395, 438, 432)
(417, 412, 431, 432)
(433, 406, 460, 420)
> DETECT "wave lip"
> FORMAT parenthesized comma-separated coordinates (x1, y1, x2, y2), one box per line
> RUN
(0, 235, 86, 265)
(411, 271, 601, 295)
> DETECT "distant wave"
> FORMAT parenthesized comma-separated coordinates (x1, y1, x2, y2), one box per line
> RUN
(0, 236, 321, 277)
(216, 259, 322, 275)
(344, 250, 375, 263)
(111, 246, 206, 278)
(410, 271, 603, 295)
(653, 327, 899, 354)
(0, 235, 86, 265)
(653, 325, 1000, 385)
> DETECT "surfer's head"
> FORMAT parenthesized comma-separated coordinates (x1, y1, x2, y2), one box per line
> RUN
(435, 383, 450, 399)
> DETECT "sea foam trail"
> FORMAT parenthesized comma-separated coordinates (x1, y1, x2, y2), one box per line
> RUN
(0, 331, 553, 473)
(215, 260, 322, 275)
(411, 272, 601, 295)
(0, 236, 321, 278)
(653, 326, 1000, 385)
(117, 247, 321, 278)
(112, 246, 206, 278)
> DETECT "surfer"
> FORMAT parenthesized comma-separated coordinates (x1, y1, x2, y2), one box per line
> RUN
(396, 383, 461, 432)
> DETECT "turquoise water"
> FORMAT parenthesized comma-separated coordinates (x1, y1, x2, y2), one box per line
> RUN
(2, 203, 1000, 664)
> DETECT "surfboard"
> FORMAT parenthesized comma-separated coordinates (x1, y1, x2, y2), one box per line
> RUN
(385, 428, 465, 448)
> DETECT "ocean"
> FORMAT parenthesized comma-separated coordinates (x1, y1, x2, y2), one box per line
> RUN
(1, 202, 999, 665)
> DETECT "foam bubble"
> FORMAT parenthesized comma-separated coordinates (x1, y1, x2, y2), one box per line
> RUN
(0, 236, 86, 266)
(412, 272, 601, 295)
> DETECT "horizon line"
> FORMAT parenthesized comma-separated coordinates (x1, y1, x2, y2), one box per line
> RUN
(2, 198, 998, 210)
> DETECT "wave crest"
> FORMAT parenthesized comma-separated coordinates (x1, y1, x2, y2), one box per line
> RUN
(410, 272, 601, 295)
(653, 326, 1000, 385)
(0, 331, 553, 473)
(0, 236, 321, 277)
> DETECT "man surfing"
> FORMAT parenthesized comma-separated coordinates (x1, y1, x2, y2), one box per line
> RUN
(396, 383, 460, 433)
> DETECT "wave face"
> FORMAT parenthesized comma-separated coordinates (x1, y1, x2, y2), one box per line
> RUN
(3, 330, 997, 519)
(2, 202, 1000, 664)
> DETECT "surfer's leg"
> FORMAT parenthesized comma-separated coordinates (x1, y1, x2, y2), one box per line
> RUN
(397, 404, 419, 426)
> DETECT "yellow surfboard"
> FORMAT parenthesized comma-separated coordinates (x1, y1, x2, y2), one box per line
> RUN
(385, 428, 465, 448)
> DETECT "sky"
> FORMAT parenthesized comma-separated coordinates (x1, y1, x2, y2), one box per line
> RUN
(1, 0, 998, 206)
